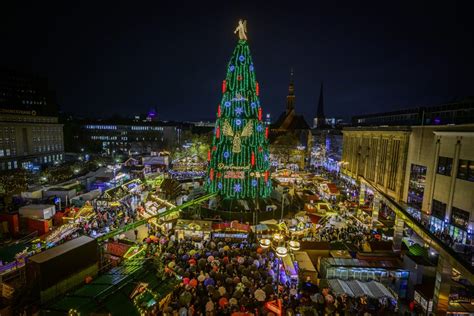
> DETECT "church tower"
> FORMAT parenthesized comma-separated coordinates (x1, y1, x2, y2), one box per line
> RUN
(314, 82, 326, 128)
(286, 69, 295, 114)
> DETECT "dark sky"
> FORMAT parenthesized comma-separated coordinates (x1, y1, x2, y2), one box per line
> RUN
(1, 1, 473, 122)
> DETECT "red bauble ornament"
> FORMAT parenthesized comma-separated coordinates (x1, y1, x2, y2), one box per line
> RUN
(217, 172, 221, 178)
(256, 82, 260, 96)
(264, 171, 269, 182)
(216, 126, 220, 139)
(237, 75, 243, 81)
(207, 150, 211, 161)
(258, 146, 263, 152)
(210, 168, 214, 180)
(265, 127, 269, 139)
(222, 80, 226, 93)
(212, 146, 217, 151)
(258, 107, 262, 121)
(217, 104, 221, 117)
(251, 152, 255, 166)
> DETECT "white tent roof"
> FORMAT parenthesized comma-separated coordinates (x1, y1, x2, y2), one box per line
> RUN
(327, 279, 396, 300)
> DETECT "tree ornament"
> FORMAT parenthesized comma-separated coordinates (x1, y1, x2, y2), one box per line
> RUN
(222, 120, 253, 153)
(237, 75, 243, 81)
(256, 82, 260, 96)
(212, 146, 217, 151)
(224, 101, 231, 108)
(234, 183, 242, 192)
(210, 168, 214, 180)
(258, 107, 262, 121)
(222, 80, 227, 93)
(251, 152, 255, 166)
(239, 55, 245, 62)
(249, 64, 254, 71)
(217, 104, 221, 117)
(235, 107, 243, 116)
(218, 182, 223, 190)
(223, 151, 230, 159)
(251, 179, 258, 187)
(265, 127, 269, 139)
(229, 65, 235, 72)
(207, 150, 211, 161)
(264, 171, 269, 182)
(216, 126, 220, 139)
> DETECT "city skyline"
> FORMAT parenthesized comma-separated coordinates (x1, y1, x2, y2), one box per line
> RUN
(1, 2, 473, 121)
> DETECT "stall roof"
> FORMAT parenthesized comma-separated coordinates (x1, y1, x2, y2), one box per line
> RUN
(29, 236, 95, 264)
(175, 219, 213, 231)
(328, 279, 395, 300)
(212, 221, 250, 232)
(294, 251, 316, 273)
(330, 250, 352, 259)
(326, 183, 339, 194)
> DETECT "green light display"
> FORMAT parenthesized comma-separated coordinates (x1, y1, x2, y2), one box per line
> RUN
(206, 39, 272, 199)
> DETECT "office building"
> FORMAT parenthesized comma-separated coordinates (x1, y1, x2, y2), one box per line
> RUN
(79, 120, 183, 155)
(0, 70, 63, 171)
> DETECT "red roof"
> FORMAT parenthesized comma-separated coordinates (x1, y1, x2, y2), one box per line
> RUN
(212, 221, 250, 232)
(327, 183, 339, 194)
(308, 213, 322, 224)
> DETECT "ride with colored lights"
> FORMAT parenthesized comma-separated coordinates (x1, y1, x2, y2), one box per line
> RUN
(206, 24, 272, 199)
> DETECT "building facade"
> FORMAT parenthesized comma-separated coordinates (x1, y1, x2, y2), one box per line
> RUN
(352, 98, 474, 126)
(79, 121, 183, 155)
(0, 110, 64, 171)
(403, 125, 474, 243)
(341, 127, 411, 201)
(0, 69, 63, 171)
(0, 68, 58, 116)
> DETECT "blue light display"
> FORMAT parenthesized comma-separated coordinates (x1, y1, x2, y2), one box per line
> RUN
(234, 183, 242, 192)
(235, 107, 243, 116)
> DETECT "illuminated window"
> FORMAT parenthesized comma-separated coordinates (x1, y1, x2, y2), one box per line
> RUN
(437, 156, 452, 176)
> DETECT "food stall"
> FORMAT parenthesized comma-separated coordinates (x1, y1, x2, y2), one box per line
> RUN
(174, 219, 212, 241)
(211, 221, 250, 240)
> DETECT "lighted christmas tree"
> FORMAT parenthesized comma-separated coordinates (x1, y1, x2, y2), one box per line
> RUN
(206, 20, 272, 199)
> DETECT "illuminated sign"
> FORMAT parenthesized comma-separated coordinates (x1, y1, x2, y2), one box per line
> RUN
(224, 171, 245, 179)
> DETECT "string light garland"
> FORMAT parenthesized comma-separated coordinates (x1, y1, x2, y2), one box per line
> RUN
(206, 39, 272, 199)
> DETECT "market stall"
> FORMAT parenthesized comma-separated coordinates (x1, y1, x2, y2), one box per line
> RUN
(174, 219, 212, 241)
(211, 221, 250, 240)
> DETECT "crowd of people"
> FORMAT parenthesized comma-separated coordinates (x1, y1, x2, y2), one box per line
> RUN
(139, 231, 398, 315)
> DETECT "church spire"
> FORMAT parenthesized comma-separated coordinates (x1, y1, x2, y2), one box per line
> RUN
(286, 68, 295, 114)
(315, 81, 326, 128)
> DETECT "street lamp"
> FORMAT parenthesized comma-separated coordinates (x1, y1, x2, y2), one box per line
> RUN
(259, 233, 300, 297)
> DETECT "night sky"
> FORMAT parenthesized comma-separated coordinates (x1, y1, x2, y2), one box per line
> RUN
(1, 1, 473, 122)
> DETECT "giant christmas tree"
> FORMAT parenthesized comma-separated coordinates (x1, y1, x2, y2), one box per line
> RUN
(206, 20, 272, 199)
